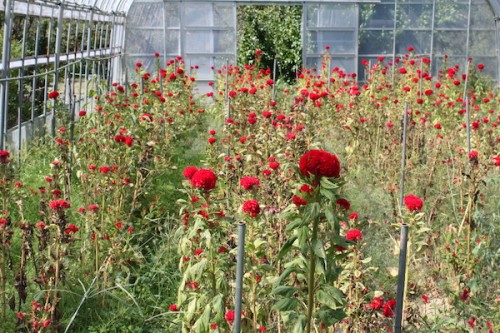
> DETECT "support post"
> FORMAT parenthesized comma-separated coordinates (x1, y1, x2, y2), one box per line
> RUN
(51, 1, 66, 136)
(394, 224, 409, 333)
(0, 0, 13, 149)
(233, 222, 246, 333)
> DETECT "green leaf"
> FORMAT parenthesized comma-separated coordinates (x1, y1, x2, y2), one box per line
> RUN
(303, 202, 320, 222)
(320, 187, 335, 201)
(271, 286, 297, 297)
(286, 218, 306, 232)
(320, 177, 338, 190)
(316, 286, 345, 310)
(278, 236, 298, 259)
(293, 315, 306, 333)
(193, 305, 210, 332)
(317, 307, 346, 326)
(276, 266, 298, 286)
(273, 298, 299, 312)
(312, 239, 326, 259)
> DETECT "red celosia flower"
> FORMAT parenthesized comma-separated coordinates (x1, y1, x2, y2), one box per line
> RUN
(194, 249, 204, 256)
(460, 288, 470, 301)
(0, 150, 10, 164)
(240, 176, 260, 190)
(35, 221, 46, 229)
(48, 90, 60, 99)
(225, 310, 235, 323)
(299, 184, 314, 193)
(369, 296, 384, 310)
(191, 169, 217, 191)
(99, 166, 112, 174)
(292, 195, 308, 207)
(346, 229, 362, 242)
(477, 63, 484, 70)
(421, 295, 429, 304)
(49, 199, 71, 210)
(88, 204, 99, 212)
(183, 166, 198, 179)
(404, 194, 423, 211)
(468, 317, 476, 328)
(115, 222, 123, 229)
(493, 156, 500, 166)
(336, 198, 350, 211)
(269, 161, 280, 170)
(209, 129, 216, 135)
(210, 324, 218, 330)
(242, 200, 260, 217)
(348, 212, 359, 220)
(299, 150, 340, 178)
(169, 304, 178, 312)
(258, 326, 266, 332)
(382, 299, 396, 317)
(468, 150, 478, 161)
(124, 136, 134, 147)
(64, 224, 79, 234)
(208, 137, 216, 145)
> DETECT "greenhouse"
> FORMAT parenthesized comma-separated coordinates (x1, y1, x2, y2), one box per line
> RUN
(0, 0, 498, 332)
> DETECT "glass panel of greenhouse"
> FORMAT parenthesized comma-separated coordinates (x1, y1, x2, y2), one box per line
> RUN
(0, 0, 499, 149)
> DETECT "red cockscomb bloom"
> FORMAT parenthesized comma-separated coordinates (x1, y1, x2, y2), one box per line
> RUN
(336, 198, 350, 211)
(225, 310, 235, 323)
(382, 299, 396, 317)
(348, 212, 359, 220)
(292, 195, 308, 207)
(49, 199, 71, 210)
(64, 224, 79, 234)
(191, 169, 217, 191)
(299, 150, 340, 178)
(169, 304, 178, 312)
(183, 166, 198, 179)
(346, 229, 362, 242)
(99, 166, 112, 174)
(240, 176, 260, 190)
(0, 150, 10, 164)
(468, 150, 478, 161)
(48, 90, 60, 99)
(369, 296, 384, 310)
(404, 194, 423, 211)
(242, 200, 260, 217)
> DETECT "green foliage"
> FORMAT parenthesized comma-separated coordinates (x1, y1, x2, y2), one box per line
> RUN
(237, 5, 302, 82)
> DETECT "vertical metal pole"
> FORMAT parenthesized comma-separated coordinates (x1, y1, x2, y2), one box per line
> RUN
(399, 102, 409, 206)
(391, 0, 399, 86)
(233, 222, 246, 333)
(31, 8, 42, 139)
(495, 17, 500, 84)
(0, 0, 13, 149)
(52, 1, 66, 136)
(272, 58, 277, 100)
(466, 96, 471, 155)
(464, 0, 472, 72)
(394, 224, 409, 333)
(18, 5, 30, 162)
(429, 0, 436, 76)
(463, 59, 470, 101)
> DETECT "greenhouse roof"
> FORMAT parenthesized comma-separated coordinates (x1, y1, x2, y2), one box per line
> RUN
(2, 0, 500, 18)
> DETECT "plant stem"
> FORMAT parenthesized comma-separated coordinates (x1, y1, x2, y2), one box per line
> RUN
(306, 218, 319, 333)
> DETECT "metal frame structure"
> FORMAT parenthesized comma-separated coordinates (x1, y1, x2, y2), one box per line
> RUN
(125, 0, 500, 86)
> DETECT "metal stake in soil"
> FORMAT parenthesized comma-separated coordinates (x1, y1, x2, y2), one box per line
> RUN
(233, 222, 246, 333)
(394, 224, 409, 333)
